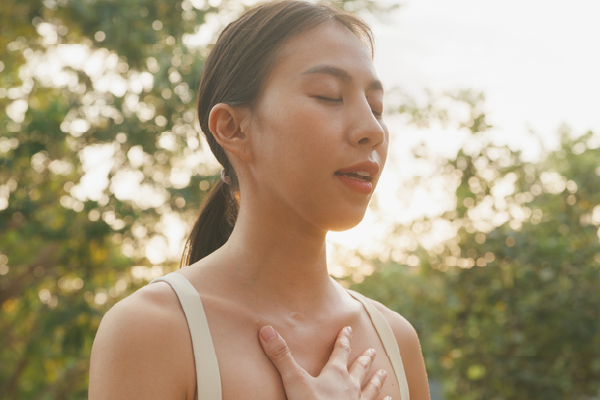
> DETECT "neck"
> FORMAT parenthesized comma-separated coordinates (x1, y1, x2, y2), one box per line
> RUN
(202, 197, 337, 313)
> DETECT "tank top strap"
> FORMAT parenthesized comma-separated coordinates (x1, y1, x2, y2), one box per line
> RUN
(151, 273, 222, 400)
(346, 289, 410, 400)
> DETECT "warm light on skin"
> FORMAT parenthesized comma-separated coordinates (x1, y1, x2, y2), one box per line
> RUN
(230, 20, 389, 237)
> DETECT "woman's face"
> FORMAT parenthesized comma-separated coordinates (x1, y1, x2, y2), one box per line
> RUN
(245, 20, 388, 233)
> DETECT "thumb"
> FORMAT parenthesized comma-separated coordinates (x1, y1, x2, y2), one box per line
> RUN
(259, 325, 305, 384)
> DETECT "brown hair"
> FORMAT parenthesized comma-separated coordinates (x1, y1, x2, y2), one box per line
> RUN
(181, 0, 374, 266)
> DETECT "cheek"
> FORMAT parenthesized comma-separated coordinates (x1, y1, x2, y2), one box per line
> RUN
(252, 90, 345, 177)
(268, 99, 336, 150)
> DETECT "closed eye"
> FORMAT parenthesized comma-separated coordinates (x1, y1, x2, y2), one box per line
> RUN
(316, 96, 342, 103)
(372, 110, 383, 118)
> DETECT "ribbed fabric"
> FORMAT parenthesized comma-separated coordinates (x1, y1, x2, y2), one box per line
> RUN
(151, 273, 409, 400)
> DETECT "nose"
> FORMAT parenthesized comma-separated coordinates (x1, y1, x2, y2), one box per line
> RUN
(347, 100, 385, 150)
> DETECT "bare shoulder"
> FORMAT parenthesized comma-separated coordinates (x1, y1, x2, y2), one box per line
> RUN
(369, 300, 421, 354)
(369, 299, 432, 400)
(92, 281, 187, 353)
(89, 281, 195, 400)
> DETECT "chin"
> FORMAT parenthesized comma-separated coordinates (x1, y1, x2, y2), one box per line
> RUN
(304, 199, 370, 233)
(325, 214, 366, 232)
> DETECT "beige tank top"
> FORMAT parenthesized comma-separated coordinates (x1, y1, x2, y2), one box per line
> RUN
(151, 272, 410, 400)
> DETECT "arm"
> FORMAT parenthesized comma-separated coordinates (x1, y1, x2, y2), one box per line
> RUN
(371, 301, 431, 400)
(89, 283, 196, 400)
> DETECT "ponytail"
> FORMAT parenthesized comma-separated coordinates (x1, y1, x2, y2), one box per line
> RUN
(180, 178, 239, 267)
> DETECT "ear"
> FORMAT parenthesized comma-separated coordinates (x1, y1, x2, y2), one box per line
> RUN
(208, 103, 252, 163)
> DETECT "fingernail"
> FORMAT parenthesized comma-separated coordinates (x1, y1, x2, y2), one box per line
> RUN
(368, 348, 376, 357)
(260, 326, 277, 342)
(345, 326, 353, 337)
(380, 370, 387, 379)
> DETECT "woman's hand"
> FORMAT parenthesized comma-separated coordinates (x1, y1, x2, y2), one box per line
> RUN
(259, 325, 391, 400)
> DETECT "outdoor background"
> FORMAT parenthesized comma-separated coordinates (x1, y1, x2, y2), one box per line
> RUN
(1, 0, 600, 399)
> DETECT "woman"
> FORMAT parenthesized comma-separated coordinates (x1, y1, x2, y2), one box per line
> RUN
(89, 1, 430, 399)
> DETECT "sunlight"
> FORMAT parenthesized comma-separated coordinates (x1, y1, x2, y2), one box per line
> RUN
(71, 144, 115, 202)
(42, 0, 600, 269)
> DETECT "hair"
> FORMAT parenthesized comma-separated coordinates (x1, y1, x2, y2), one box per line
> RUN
(181, 0, 374, 267)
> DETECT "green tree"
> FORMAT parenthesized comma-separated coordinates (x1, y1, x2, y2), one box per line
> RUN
(354, 91, 600, 399)
(0, 0, 398, 398)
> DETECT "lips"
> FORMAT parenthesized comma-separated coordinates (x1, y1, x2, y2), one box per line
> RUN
(334, 160, 380, 182)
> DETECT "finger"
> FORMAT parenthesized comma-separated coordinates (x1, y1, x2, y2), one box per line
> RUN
(360, 369, 387, 400)
(324, 326, 353, 370)
(259, 326, 305, 384)
(348, 348, 376, 385)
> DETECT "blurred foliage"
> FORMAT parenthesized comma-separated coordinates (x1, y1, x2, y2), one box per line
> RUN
(0, 0, 398, 398)
(354, 91, 600, 399)
(5, 0, 598, 398)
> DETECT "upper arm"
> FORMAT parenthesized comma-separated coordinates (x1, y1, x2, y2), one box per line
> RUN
(89, 284, 195, 400)
(371, 300, 431, 400)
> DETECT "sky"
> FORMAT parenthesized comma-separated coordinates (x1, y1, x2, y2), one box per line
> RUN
(374, 0, 600, 137)
(327, 0, 600, 257)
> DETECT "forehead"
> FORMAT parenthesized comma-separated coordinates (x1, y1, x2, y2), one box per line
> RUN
(269, 21, 378, 86)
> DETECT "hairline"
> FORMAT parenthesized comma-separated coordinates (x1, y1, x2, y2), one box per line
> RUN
(241, 18, 375, 111)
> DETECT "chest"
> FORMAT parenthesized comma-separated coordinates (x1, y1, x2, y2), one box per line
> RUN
(201, 309, 402, 400)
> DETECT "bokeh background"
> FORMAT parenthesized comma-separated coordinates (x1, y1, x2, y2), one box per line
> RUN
(1, 0, 599, 399)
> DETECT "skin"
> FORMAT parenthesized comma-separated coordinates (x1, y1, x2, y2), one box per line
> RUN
(89, 21, 430, 400)
(259, 325, 390, 400)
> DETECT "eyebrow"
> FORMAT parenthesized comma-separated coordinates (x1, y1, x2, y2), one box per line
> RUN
(300, 65, 384, 92)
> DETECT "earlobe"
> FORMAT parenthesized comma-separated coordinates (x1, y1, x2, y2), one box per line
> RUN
(208, 103, 252, 162)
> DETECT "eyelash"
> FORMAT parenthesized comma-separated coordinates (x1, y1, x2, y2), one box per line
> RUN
(316, 97, 383, 118)
(316, 96, 342, 103)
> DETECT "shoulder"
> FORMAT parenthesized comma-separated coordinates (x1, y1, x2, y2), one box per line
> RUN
(89, 280, 195, 400)
(368, 298, 432, 400)
(92, 281, 187, 354)
(368, 299, 419, 352)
